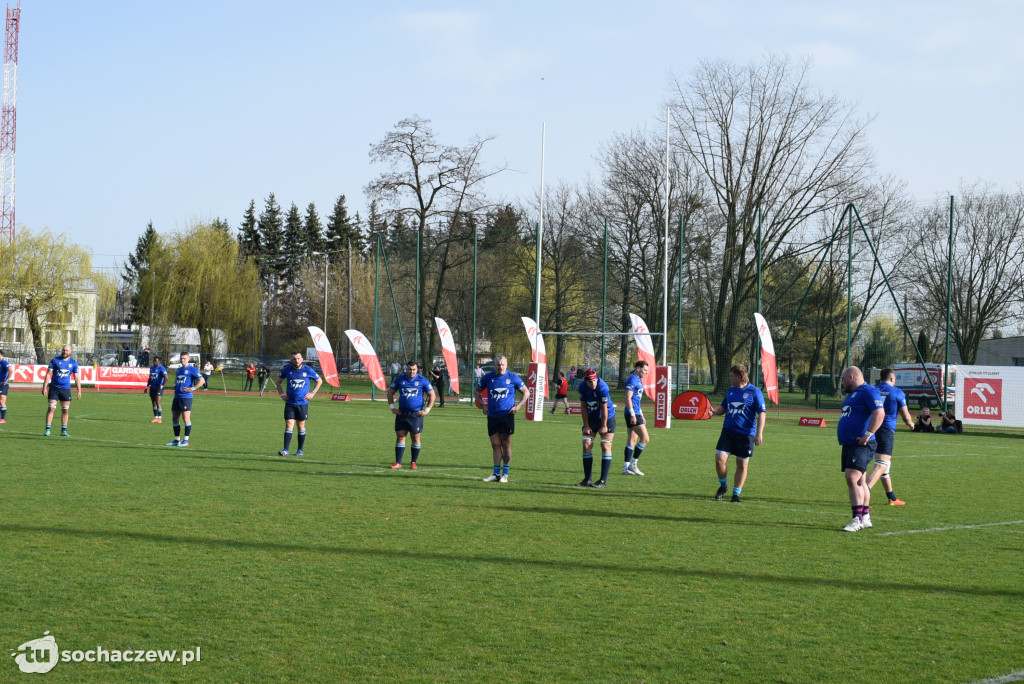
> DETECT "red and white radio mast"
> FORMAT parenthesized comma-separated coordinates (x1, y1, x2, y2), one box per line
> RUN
(0, 2, 20, 246)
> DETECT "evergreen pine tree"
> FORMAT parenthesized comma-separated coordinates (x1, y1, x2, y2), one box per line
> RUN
(303, 202, 324, 256)
(258, 192, 285, 289)
(121, 221, 159, 325)
(238, 199, 260, 260)
(325, 194, 366, 260)
(282, 203, 304, 286)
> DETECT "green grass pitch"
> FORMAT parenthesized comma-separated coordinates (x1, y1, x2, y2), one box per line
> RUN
(1, 391, 1021, 682)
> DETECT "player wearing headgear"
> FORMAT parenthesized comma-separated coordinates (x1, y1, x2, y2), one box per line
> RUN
(865, 367, 913, 506)
(275, 351, 322, 457)
(709, 364, 765, 502)
(41, 344, 82, 437)
(0, 349, 11, 423)
(387, 360, 435, 469)
(474, 354, 529, 483)
(622, 360, 650, 476)
(145, 356, 167, 423)
(166, 351, 204, 447)
(837, 366, 885, 532)
(576, 368, 615, 488)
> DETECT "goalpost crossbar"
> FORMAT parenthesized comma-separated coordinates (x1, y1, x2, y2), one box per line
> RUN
(538, 331, 665, 337)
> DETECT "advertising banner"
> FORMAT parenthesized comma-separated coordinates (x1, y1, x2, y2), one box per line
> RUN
(956, 365, 1024, 427)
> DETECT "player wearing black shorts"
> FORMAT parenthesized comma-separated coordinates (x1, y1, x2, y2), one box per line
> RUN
(0, 349, 11, 423)
(388, 361, 435, 469)
(41, 345, 82, 437)
(474, 355, 529, 483)
(837, 366, 885, 532)
(275, 352, 322, 457)
(576, 368, 616, 488)
(709, 364, 766, 502)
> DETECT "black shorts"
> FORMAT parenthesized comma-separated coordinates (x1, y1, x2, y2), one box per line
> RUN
(841, 443, 876, 472)
(874, 427, 894, 456)
(1, 382, 8, 396)
(285, 403, 310, 422)
(624, 412, 645, 428)
(48, 386, 72, 403)
(487, 413, 515, 436)
(395, 411, 424, 434)
(149, 388, 164, 399)
(171, 397, 194, 413)
(585, 414, 616, 435)
(555, 393, 567, 400)
(716, 430, 755, 459)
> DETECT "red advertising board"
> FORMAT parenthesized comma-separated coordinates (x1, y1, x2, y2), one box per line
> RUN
(654, 365, 671, 428)
(798, 417, 827, 427)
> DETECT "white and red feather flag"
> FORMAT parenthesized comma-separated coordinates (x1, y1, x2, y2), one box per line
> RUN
(343, 329, 387, 391)
(754, 313, 780, 405)
(307, 326, 340, 387)
(629, 313, 657, 401)
(434, 317, 459, 395)
(521, 316, 548, 397)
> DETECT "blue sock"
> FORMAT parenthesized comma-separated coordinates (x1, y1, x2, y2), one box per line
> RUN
(733, 487, 742, 496)
(635, 443, 645, 459)
(283, 430, 293, 451)
(173, 423, 181, 438)
(492, 464, 501, 476)
(297, 430, 306, 451)
(1, 406, 6, 419)
(395, 443, 405, 464)
(582, 453, 593, 480)
(501, 462, 509, 476)
(600, 455, 612, 481)
(624, 445, 634, 463)
(184, 423, 192, 439)
(719, 477, 728, 488)
(46, 422, 51, 429)
(411, 444, 420, 463)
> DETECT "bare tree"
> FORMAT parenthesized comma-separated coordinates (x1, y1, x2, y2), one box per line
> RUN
(366, 117, 505, 364)
(668, 53, 873, 389)
(909, 183, 1024, 364)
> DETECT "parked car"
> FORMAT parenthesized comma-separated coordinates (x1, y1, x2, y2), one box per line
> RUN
(341, 361, 366, 374)
(167, 353, 200, 369)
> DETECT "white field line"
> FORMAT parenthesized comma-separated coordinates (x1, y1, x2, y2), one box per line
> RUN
(877, 520, 1024, 537)
(968, 669, 1024, 684)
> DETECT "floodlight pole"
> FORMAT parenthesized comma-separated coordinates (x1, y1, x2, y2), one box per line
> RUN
(944, 195, 954, 412)
(754, 207, 762, 384)
(601, 218, 608, 378)
(535, 123, 545, 338)
(676, 214, 684, 375)
(471, 225, 477, 375)
(662, 106, 670, 365)
(846, 204, 853, 368)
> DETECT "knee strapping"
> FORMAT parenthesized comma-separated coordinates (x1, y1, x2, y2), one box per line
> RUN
(48, 401, 58, 409)
(874, 459, 891, 477)
(600, 438, 613, 445)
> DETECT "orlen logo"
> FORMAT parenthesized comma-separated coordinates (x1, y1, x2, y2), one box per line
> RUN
(964, 378, 1002, 419)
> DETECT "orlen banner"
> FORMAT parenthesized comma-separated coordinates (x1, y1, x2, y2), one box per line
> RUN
(524, 361, 546, 421)
(753, 313, 779, 405)
(434, 317, 459, 395)
(343, 329, 387, 391)
(629, 313, 657, 401)
(521, 316, 548, 398)
(956, 365, 1024, 427)
(10, 364, 141, 387)
(308, 326, 340, 387)
(654, 365, 671, 428)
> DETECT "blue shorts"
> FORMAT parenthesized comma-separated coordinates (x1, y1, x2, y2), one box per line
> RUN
(171, 397, 194, 413)
(841, 443, 876, 472)
(48, 386, 72, 403)
(1, 382, 8, 396)
(149, 387, 164, 399)
(487, 413, 515, 436)
(285, 403, 310, 422)
(395, 411, 423, 434)
(586, 414, 616, 435)
(716, 429, 755, 459)
(874, 428, 894, 456)
(624, 412, 645, 428)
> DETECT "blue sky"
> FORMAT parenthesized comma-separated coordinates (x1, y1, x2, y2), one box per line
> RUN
(15, 1, 1024, 269)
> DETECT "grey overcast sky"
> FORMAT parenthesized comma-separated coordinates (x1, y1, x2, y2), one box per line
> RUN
(14, 1, 1024, 269)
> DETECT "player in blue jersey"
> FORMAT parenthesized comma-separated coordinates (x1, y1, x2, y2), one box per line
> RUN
(0, 349, 11, 423)
(709, 364, 766, 502)
(866, 367, 915, 506)
(145, 356, 168, 423)
(622, 360, 650, 476)
(41, 344, 82, 437)
(837, 366, 885, 532)
(166, 352, 204, 447)
(474, 354, 529, 483)
(274, 351, 323, 457)
(576, 368, 616, 488)
(387, 360, 436, 469)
